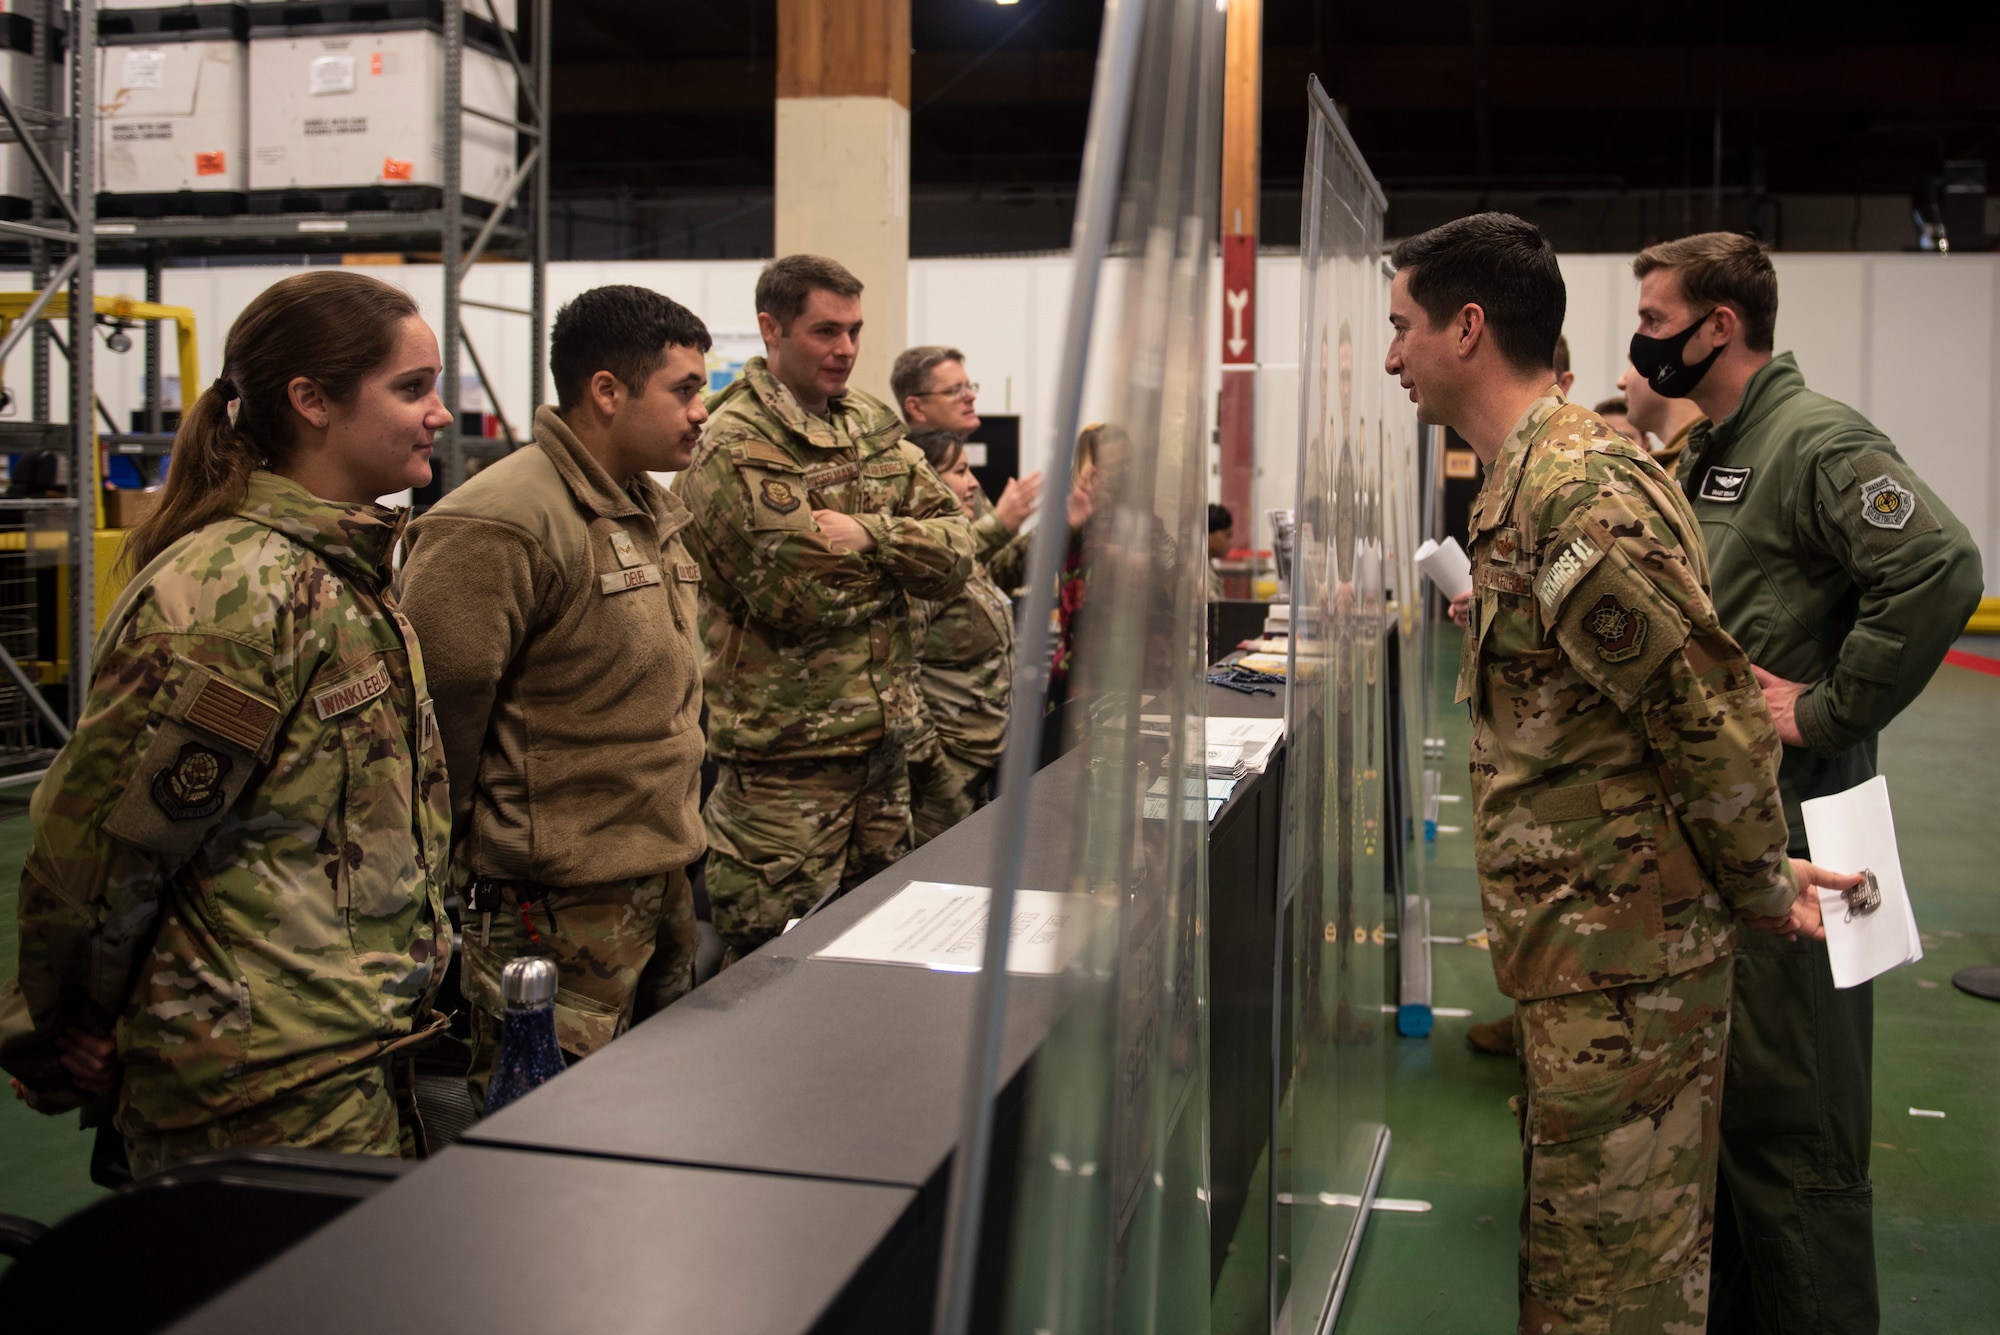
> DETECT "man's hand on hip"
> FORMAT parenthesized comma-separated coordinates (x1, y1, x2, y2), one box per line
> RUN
(1751, 665, 1809, 746)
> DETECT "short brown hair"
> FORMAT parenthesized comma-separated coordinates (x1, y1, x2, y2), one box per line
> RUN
(1593, 396, 1627, 415)
(891, 345, 964, 412)
(755, 254, 863, 335)
(1633, 233, 1778, 352)
(1389, 213, 1566, 375)
(906, 427, 964, 474)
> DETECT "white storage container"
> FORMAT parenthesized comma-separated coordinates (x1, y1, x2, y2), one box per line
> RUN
(0, 16, 66, 218)
(97, 36, 247, 195)
(247, 24, 517, 205)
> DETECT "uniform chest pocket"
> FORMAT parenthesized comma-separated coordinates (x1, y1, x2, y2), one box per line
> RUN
(317, 657, 424, 932)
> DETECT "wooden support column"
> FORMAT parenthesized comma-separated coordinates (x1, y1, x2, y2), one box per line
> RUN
(1218, 0, 1261, 580)
(775, 0, 910, 403)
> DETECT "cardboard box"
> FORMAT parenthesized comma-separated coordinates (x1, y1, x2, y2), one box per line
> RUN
(247, 24, 517, 203)
(102, 486, 162, 529)
(98, 36, 247, 194)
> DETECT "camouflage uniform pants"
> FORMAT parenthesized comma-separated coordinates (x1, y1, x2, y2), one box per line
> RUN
(462, 868, 695, 1115)
(123, 1055, 412, 1177)
(910, 746, 993, 846)
(705, 747, 912, 959)
(1515, 954, 1733, 1335)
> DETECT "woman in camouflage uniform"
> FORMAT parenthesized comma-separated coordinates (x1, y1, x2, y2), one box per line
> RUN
(0, 271, 454, 1173)
(905, 429, 1028, 843)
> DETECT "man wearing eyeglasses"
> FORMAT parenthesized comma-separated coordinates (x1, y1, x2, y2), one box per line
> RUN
(892, 345, 1043, 554)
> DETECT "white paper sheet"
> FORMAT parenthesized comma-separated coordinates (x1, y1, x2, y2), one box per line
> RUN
(811, 881, 1104, 976)
(1414, 536, 1473, 600)
(1800, 775, 1921, 989)
(1206, 716, 1284, 775)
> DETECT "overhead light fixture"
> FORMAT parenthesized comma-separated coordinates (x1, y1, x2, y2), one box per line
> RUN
(996, 0, 1019, 6)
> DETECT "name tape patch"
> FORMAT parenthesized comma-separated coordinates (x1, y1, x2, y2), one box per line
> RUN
(1537, 536, 1595, 614)
(804, 462, 858, 490)
(182, 674, 280, 754)
(674, 561, 700, 583)
(1699, 465, 1753, 503)
(313, 661, 392, 721)
(601, 563, 663, 595)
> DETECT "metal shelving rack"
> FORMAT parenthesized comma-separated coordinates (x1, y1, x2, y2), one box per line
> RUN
(0, 0, 549, 729)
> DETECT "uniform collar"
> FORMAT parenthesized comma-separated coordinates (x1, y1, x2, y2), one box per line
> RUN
(234, 471, 403, 584)
(1687, 352, 1803, 465)
(729, 356, 903, 456)
(531, 404, 655, 522)
(1468, 385, 1567, 537)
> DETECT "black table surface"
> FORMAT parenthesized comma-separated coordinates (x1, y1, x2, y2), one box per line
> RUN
(167, 1144, 918, 1335)
(464, 752, 1085, 1189)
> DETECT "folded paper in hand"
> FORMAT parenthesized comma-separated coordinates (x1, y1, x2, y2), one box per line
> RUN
(1414, 537, 1473, 601)
(1800, 775, 1921, 989)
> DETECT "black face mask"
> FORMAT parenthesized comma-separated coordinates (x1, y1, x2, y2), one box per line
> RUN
(1629, 309, 1720, 399)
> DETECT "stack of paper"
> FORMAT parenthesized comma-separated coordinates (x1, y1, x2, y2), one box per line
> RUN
(1205, 743, 1246, 780)
(812, 881, 1104, 976)
(1800, 775, 1922, 989)
(1207, 716, 1284, 776)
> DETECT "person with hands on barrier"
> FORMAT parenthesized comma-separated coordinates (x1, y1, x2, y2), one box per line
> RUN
(0, 271, 454, 1174)
(672, 256, 973, 961)
(1385, 213, 1829, 1335)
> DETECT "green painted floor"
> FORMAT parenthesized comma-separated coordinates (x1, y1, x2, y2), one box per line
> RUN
(1232, 633, 2000, 1333)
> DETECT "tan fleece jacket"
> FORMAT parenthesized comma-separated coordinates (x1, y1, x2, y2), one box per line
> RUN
(399, 406, 705, 886)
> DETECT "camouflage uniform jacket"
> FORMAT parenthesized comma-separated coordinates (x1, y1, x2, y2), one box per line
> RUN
(1677, 353, 1984, 851)
(672, 357, 974, 760)
(968, 497, 1030, 593)
(0, 472, 451, 1130)
(911, 493, 1018, 768)
(1458, 392, 1796, 1001)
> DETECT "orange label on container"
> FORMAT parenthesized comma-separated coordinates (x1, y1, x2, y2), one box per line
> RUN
(381, 157, 414, 181)
(194, 150, 226, 176)
(370, 52, 383, 76)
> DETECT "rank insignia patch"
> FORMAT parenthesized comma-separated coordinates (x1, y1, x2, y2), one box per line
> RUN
(1859, 474, 1915, 530)
(1582, 593, 1648, 663)
(759, 478, 800, 514)
(152, 742, 233, 821)
(1698, 465, 1753, 503)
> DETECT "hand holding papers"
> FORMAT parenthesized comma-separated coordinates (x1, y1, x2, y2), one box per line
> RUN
(1799, 776, 1922, 988)
(1414, 537, 1473, 601)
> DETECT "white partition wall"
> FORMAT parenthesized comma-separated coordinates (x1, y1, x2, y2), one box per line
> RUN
(18, 250, 1993, 595)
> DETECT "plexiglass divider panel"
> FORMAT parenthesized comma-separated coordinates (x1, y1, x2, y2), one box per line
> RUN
(1276, 77, 1408, 1334)
(987, 1, 1225, 1332)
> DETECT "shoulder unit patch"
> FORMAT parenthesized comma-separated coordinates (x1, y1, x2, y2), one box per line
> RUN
(1859, 474, 1915, 530)
(759, 478, 801, 514)
(1581, 594, 1648, 663)
(151, 741, 233, 821)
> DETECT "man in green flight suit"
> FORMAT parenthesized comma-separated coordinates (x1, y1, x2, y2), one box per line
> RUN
(1629, 232, 1985, 1335)
(1386, 212, 1861, 1334)
(673, 255, 973, 960)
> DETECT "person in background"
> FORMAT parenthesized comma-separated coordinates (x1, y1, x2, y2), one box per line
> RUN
(905, 428, 1020, 843)
(673, 256, 972, 961)
(1592, 395, 1638, 444)
(1206, 502, 1234, 601)
(400, 286, 711, 1112)
(1048, 421, 1130, 707)
(1617, 357, 1703, 478)
(1386, 211, 1859, 1333)
(893, 344, 1041, 590)
(0, 271, 453, 1173)
(1631, 231, 1985, 1335)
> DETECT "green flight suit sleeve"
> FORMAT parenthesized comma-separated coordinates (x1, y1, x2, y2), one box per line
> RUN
(674, 440, 910, 635)
(399, 514, 559, 823)
(1790, 444, 1986, 756)
(2, 627, 284, 1109)
(1537, 468, 1798, 921)
(852, 448, 975, 603)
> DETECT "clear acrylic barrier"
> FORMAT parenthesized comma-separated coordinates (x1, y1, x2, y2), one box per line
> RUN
(986, 1, 1225, 1331)
(1274, 79, 1406, 1331)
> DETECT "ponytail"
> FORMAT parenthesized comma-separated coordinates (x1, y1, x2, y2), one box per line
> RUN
(122, 270, 420, 574)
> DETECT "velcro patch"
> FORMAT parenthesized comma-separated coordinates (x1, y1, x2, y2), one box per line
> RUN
(1698, 465, 1752, 504)
(674, 562, 700, 583)
(152, 742, 233, 821)
(759, 478, 801, 514)
(1581, 594, 1648, 663)
(609, 530, 644, 568)
(1529, 783, 1602, 825)
(1475, 564, 1533, 596)
(1537, 536, 1599, 615)
(1859, 474, 1915, 530)
(600, 563, 663, 595)
(861, 457, 910, 479)
(804, 462, 858, 489)
(180, 674, 281, 755)
(313, 661, 392, 721)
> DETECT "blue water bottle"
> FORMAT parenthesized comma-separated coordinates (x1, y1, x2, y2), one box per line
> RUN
(485, 957, 564, 1114)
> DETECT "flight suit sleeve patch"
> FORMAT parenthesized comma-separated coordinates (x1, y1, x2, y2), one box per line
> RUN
(1551, 557, 1689, 713)
(1829, 449, 1940, 556)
